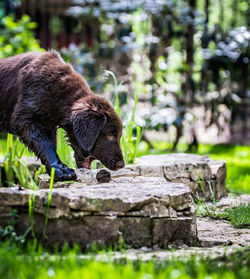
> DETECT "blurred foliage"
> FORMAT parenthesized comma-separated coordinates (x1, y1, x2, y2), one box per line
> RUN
(0, 238, 249, 279)
(1, 0, 250, 148)
(0, 14, 43, 58)
(58, 0, 250, 148)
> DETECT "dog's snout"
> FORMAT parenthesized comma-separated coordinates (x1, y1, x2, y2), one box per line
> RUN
(116, 160, 125, 169)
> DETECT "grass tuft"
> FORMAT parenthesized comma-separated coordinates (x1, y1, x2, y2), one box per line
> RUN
(227, 204, 250, 228)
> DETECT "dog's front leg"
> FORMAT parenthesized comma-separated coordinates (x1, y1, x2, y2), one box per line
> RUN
(13, 122, 76, 181)
(64, 130, 88, 168)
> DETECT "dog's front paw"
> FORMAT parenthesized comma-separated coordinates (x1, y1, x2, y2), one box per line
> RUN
(50, 164, 77, 182)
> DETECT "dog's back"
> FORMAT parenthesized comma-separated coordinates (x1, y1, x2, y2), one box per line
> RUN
(0, 51, 124, 180)
(0, 52, 39, 106)
(0, 51, 88, 132)
(0, 52, 40, 131)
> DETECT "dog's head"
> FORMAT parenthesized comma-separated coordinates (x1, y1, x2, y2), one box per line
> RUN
(70, 95, 125, 171)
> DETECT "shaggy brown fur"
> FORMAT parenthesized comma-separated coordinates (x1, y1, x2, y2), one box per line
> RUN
(0, 51, 124, 181)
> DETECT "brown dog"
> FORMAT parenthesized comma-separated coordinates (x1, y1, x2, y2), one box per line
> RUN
(0, 51, 124, 181)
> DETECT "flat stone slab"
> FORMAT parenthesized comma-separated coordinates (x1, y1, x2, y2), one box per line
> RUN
(206, 194, 250, 210)
(80, 245, 247, 263)
(197, 218, 250, 247)
(129, 153, 227, 201)
(38, 168, 140, 188)
(0, 176, 197, 249)
(73, 195, 250, 262)
(0, 153, 226, 201)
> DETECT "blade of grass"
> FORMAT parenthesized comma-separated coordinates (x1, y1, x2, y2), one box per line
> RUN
(43, 167, 55, 238)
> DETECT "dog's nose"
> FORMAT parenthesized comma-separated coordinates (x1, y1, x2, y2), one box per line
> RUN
(116, 160, 125, 169)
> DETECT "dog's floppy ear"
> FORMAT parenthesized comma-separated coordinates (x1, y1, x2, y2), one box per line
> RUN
(72, 109, 107, 152)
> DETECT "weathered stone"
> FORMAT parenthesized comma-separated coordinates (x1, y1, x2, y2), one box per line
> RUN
(80, 245, 248, 263)
(76, 168, 139, 185)
(207, 194, 250, 211)
(38, 174, 77, 189)
(110, 167, 139, 178)
(0, 153, 231, 249)
(76, 197, 250, 262)
(38, 168, 139, 189)
(15, 213, 122, 249)
(76, 168, 99, 184)
(118, 217, 152, 248)
(153, 217, 197, 247)
(0, 176, 197, 248)
(1, 154, 226, 201)
(197, 218, 250, 247)
(131, 153, 226, 201)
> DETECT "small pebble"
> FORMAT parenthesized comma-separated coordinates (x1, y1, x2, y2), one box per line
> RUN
(96, 169, 111, 183)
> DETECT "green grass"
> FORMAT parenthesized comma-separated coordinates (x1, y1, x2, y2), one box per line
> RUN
(196, 204, 250, 228)
(0, 137, 33, 157)
(227, 204, 250, 228)
(0, 240, 249, 279)
(138, 142, 250, 195)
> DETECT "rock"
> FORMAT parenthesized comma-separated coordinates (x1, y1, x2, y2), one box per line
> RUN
(76, 168, 98, 184)
(75, 206, 250, 262)
(197, 218, 250, 247)
(38, 174, 76, 189)
(110, 167, 139, 178)
(208, 194, 250, 211)
(131, 153, 226, 201)
(153, 217, 197, 247)
(1, 154, 226, 201)
(0, 176, 197, 249)
(38, 167, 139, 189)
(79, 245, 248, 263)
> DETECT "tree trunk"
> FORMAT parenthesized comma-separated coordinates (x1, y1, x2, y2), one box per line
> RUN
(182, 0, 196, 104)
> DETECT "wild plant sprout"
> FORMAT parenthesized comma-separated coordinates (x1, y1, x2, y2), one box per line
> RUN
(43, 167, 55, 238)
(192, 168, 212, 216)
(57, 128, 76, 169)
(104, 70, 142, 164)
(3, 134, 16, 185)
(2, 133, 46, 189)
(28, 192, 36, 237)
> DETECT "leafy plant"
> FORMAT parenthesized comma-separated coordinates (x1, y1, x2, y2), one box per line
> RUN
(2, 134, 46, 189)
(3, 134, 16, 185)
(193, 168, 217, 217)
(57, 128, 76, 169)
(28, 192, 36, 237)
(0, 14, 43, 58)
(105, 70, 142, 164)
(43, 168, 55, 238)
(0, 209, 31, 246)
(13, 160, 45, 190)
(3, 134, 27, 186)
